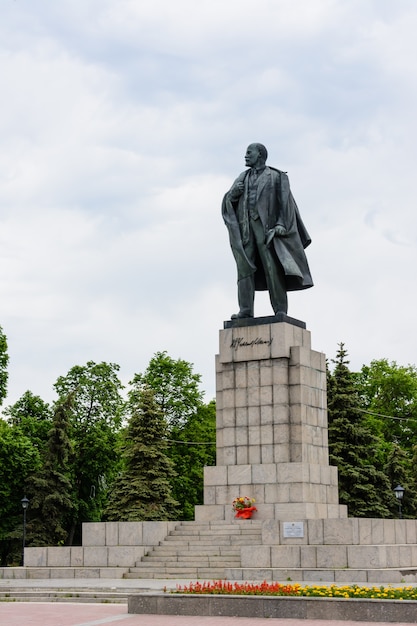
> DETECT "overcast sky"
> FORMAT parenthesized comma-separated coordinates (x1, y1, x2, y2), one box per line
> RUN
(1, 0, 417, 409)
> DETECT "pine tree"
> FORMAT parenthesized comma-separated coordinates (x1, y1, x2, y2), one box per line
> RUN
(25, 394, 75, 545)
(104, 386, 179, 521)
(328, 343, 391, 517)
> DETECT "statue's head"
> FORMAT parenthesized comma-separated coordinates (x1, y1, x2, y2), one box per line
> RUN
(245, 143, 268, 168)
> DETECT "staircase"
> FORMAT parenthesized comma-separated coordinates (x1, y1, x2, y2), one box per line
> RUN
(0, 586, 128, 603)
(124, 520, 263, 579)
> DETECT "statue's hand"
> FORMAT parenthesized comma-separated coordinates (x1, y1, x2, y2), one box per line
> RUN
(275, 225, 287, 237)
(266, 225, 287, 247)
(229, 181, 244, 199)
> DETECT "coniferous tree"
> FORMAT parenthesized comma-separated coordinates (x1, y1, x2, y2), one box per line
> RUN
(25, 394, 75, 546)
(104, 386, 179, 521)
(328, 343, 391, 517)
(132, 352, 214, 519)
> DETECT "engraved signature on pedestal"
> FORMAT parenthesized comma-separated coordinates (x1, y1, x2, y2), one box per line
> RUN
(230, 337, 273, 350)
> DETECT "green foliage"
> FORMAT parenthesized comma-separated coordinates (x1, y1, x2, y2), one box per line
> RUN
(358, 359, 417, 451)
(104, 386, 179, 521)
(54, 361, 125, 428)
(354, 359, 417, 518)
(25, 395, 75, 546)
(53, 361, 125, 542)
(130, 351, 213, 518)
(0, 326, 9, 406)
(168, 400, 216, 519)
(3, 391, 53, 454)
(383, 444, 417, 517)
(131, 351, 204, 427)
(0, 420, 40, 565)
(328, 344, 391, 518)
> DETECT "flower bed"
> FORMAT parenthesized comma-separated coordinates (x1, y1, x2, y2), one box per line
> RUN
(174, 580, 417, 600)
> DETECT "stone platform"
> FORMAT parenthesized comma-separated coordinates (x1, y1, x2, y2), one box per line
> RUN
(5, 518, 417, 584)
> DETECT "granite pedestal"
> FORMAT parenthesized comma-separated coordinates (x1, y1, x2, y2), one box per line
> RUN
(195, 318, 347, 522)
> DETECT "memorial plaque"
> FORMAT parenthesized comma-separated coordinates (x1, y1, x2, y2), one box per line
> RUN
(283, 522, 304, 538)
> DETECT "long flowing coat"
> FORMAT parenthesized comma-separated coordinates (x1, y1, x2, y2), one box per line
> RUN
(222, 166, 313, 292)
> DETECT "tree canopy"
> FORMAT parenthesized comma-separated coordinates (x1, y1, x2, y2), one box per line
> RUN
(131, 351, 204, 427)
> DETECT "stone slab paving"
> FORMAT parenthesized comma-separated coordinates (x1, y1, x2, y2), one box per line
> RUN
(0, 604, 414, 626)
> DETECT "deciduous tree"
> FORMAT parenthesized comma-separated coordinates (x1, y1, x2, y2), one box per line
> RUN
(54, 361, 125, 542)
(3, 391, 52, 454)
(168, 400, 216, 519)
(0, 420, 40, 565)
(131, 351, 204, 427)
(358, 359, 417, 452)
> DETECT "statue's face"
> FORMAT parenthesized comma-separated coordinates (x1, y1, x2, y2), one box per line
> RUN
(245, 145, 261, 168)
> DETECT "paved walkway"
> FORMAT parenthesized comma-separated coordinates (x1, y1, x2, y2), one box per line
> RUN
(0, 578, 415, 625)
(0, 577, 176, 592)
(0, 603, 414, 626)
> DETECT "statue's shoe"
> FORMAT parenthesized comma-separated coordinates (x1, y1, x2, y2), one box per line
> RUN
(231, 312, 253, 319)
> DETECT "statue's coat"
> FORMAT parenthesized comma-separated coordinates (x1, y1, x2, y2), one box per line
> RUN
(222, 166, 313, 292)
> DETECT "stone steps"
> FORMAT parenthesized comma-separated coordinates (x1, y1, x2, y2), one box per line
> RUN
(0, 566, 130, 580)
(142, 554, 240, 564)
(142, 549, 240, 558)
(0, 588, 128, 603)
(124, 520, 262, 579)
(140, 560, 241, 569)
(124, 567, 228, 579)
(169, 528, 260, 536)
(162, 536, 257, 545)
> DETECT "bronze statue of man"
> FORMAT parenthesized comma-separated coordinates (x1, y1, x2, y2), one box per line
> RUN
(222, 143, 313, 319)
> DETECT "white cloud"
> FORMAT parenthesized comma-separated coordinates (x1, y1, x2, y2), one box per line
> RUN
(1, 0, 417, 409)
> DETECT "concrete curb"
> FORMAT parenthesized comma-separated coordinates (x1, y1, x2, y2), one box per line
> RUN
(128, 593, 417, 623)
